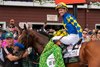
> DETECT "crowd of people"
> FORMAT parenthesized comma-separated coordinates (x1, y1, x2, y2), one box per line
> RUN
(0, 19, 40, 67)
(82, 28, 100, 42)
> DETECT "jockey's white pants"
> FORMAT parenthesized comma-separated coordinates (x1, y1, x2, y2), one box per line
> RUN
(52, 34, 79, 45)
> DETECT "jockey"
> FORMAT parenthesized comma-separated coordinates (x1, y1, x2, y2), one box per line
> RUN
(52, 2, 82, 46)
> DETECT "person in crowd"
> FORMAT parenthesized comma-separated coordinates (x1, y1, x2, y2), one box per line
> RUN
(84, 27, 89, 32)
(0, 29, 3, 38)
(0, 37, 5, 67)
(7, 19, 20, 40)
(3, 32, 23, 67)
(92, 29, 98, 34)
(97, 30, 100, 40)
(82, 30, 90, 42)
(12, 42, 25, 67)
(52, 2, 82, 46)
(41, 22, 47, 32)
(90, 34, 98, 41)
(38, 22, 49, 38)
(22, 46, 39, 67)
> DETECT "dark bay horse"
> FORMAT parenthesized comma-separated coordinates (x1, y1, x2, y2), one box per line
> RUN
(17, 28, 82, 67)
(79, 40, 100, 67)
(17, 29, 83, 67)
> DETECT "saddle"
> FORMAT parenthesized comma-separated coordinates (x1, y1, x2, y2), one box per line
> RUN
(59, 38, 82, 64)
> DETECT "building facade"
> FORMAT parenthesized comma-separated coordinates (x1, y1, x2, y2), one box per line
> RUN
(0, 0, 100, 30)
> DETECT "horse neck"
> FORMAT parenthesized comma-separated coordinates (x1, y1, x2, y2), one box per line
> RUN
(33, 30, 49, 54)
(34, 30, 49, 46)
(80, 41, 100, 65)
(81, 41, 100, 67)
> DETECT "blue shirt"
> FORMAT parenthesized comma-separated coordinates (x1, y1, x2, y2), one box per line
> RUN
(62, 12, 82, 38)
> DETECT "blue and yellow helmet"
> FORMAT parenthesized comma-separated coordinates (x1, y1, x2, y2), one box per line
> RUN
(55, 2, 68, 10)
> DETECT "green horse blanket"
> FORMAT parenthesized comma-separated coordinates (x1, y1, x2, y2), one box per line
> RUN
(39, 40, 65, 67)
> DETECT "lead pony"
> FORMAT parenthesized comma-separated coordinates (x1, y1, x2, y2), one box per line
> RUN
(79, 40, 100, 67)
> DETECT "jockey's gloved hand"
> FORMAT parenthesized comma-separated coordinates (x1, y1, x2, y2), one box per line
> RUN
(27, 47, 32, 54)
(53, 40, 58, 44)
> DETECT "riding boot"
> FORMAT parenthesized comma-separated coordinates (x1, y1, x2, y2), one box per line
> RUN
(59, 44, 69, 64)
(59, 44, 68, 54)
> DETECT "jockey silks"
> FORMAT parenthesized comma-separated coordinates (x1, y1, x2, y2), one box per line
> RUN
(62, 12, 82, 38)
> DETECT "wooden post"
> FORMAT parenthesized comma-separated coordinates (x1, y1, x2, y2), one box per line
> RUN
(73, 4, 78, 19)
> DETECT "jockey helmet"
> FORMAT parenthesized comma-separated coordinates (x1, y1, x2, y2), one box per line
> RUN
(55, 2, 68, 10)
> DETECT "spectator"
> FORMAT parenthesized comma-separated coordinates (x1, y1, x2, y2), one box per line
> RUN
(22, 47, 39, 67)
(84, 27, 89, 33)
(0, 29, 3, 38)
(90, 34, 98, 41)
(12, 42, 25, 67)
(3, 32, 23, 67)
(92, 29, 98, 34)
(82, 30, 90, 42)
(97, 30, 100, 40)
(7, 19, 20, 40)
(0, 37, 5, 67)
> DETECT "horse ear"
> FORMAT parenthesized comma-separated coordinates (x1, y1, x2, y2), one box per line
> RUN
(24, 24, 27, 31)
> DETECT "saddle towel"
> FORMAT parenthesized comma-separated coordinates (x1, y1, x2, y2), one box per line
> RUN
(52, 34, 80, 45)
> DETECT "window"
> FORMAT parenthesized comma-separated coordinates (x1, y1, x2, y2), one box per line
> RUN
(95, 24, 100, 30)
(32, 24, 43, 30)
(45, 25, 64, 30)
(27, 22, 63, 30)
(0, 22, 6, 30)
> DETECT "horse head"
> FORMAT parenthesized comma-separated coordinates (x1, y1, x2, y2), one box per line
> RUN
(18, 24, 49, 54)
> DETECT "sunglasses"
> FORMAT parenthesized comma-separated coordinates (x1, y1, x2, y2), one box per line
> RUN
(83, 33, 87, 34)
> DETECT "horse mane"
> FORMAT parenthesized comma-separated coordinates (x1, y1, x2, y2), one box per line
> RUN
(32, 30, 49, 46)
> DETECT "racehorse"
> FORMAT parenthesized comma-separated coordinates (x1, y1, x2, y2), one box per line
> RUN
(79, 40, 100, 67)
(17, 27, 84, 67)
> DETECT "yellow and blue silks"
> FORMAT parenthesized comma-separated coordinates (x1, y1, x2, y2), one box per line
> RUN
(62, 13, 82, 38)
